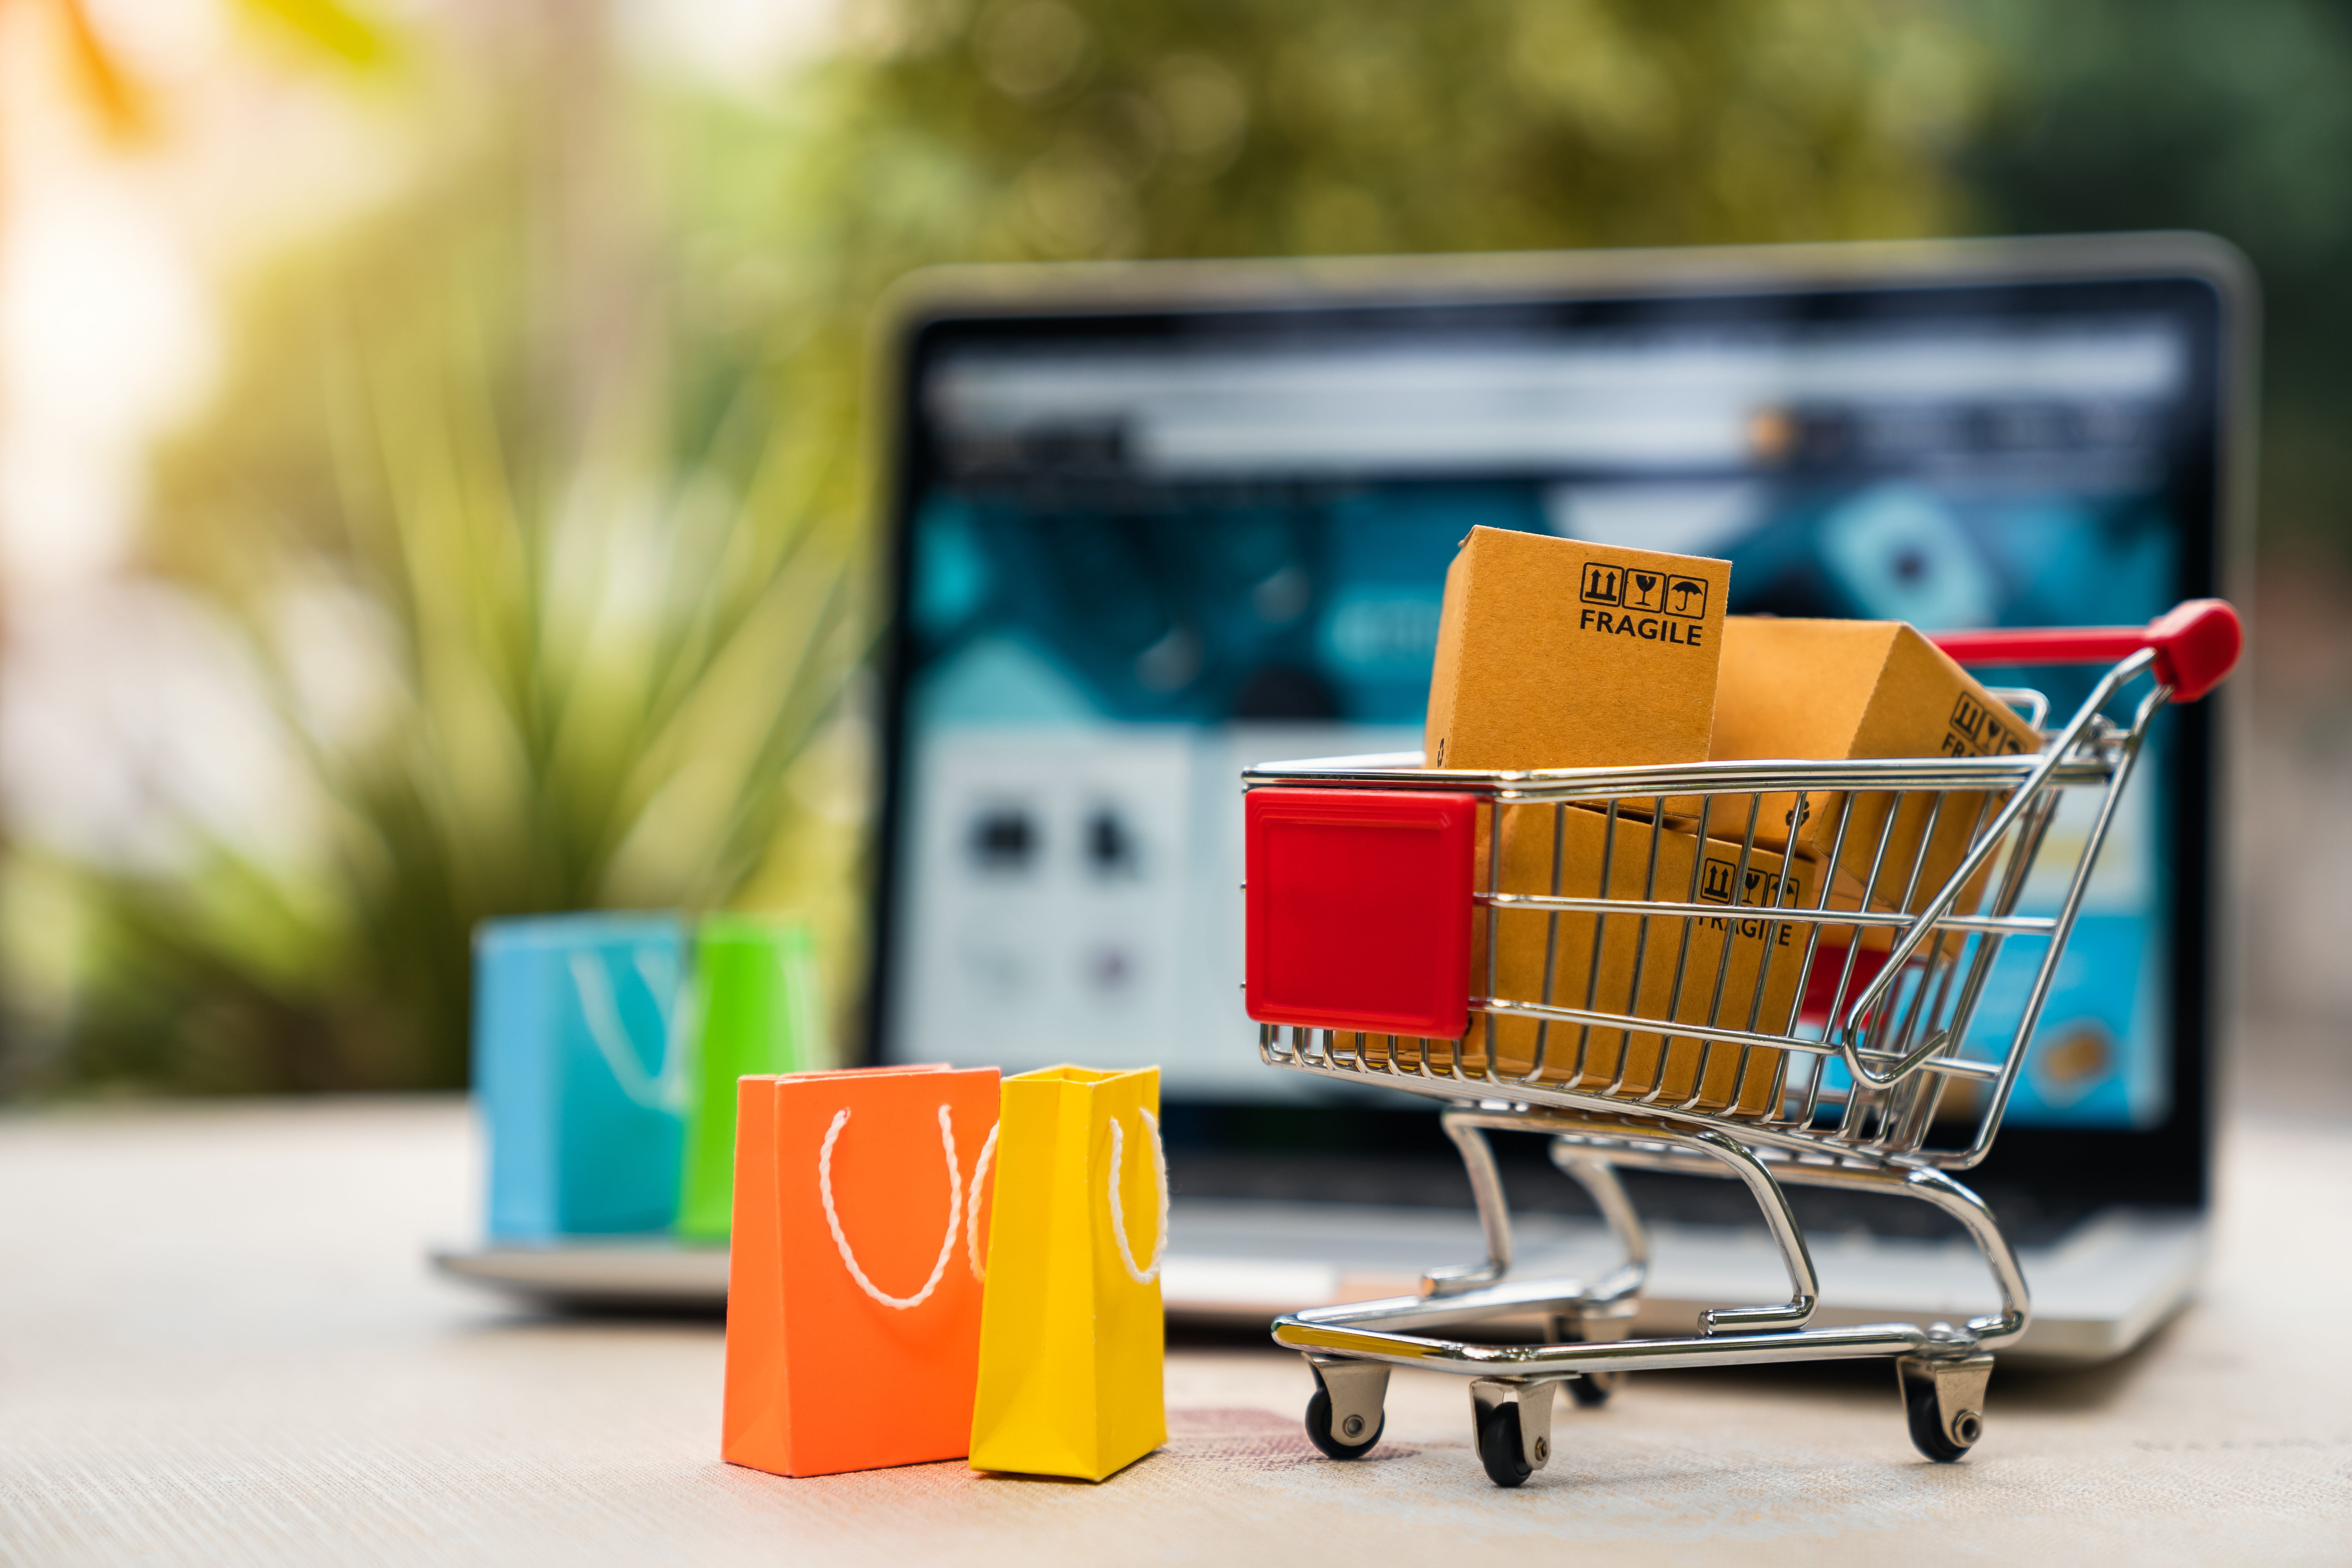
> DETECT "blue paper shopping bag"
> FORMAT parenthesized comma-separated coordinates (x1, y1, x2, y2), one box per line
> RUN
(473, 911, 690, 1237)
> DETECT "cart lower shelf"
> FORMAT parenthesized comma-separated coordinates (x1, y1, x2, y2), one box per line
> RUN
(1267, 1101, 2026, 1488)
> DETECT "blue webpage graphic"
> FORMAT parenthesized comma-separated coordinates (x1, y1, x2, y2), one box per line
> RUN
(902, 471, 2178, 1129)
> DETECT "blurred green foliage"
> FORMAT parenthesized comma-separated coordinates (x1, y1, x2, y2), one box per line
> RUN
(34, 0, 2344, 1095)
(661, 0, 1982, 494)
(1964, 0, 2352, 553)
(9, 0, 1993, 1095)
(29, 106, 862, 1091)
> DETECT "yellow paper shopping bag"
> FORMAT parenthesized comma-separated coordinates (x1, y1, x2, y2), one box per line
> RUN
(967, 1065, 1167, 1481)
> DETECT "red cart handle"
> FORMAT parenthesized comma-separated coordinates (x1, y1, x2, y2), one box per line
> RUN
(1929, 598, 2242, 703)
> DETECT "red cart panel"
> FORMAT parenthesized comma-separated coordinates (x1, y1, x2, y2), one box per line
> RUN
(1244, 788, 1478, 1040)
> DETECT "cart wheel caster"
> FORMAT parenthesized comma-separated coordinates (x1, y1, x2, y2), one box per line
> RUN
(1550, 1313, 1625, 1408)
(1898, 1353, 1993, 1464)
(1470, 1377, 1555, 1488)
(1475, 1400, 1532, 1487)
(1304, 1364, 1385, 1460)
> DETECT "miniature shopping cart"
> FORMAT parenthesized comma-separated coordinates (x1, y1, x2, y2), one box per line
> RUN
(1241, 601, 2241, 1487)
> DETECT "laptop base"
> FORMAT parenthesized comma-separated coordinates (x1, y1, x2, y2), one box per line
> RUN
(429, 1197, 2200, 1364)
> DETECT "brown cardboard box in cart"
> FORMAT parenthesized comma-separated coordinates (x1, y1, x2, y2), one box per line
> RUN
(1691, 618, 2043, 940)
(1463, 804, 1820, 1117)
(1415, 528, 1764, 1110)
(1423, 527, 1731, 773)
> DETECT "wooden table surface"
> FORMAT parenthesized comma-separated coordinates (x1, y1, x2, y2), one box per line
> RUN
(2, 1096, 2346, 1566)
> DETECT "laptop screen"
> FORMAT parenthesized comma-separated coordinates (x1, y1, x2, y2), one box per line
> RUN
(871, 252, 2234, 1181)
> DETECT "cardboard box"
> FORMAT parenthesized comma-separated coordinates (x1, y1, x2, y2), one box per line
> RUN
(1450, 802, 1817, 1117)
(1695, 617, 2042, 924)
(1423, 527, 1730, 772)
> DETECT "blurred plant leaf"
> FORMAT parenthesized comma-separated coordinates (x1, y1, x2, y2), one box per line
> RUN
(31, 126, 863, 1092)
(21, 0, 391, 147)
(46, 0, 149, 138)
(237, 0, 390, 69)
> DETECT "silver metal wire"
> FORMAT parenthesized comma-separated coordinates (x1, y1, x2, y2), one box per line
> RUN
(1248, 666, 2163, 1172)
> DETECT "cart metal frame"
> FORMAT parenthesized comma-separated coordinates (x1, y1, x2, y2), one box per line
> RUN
(1243, 606, 2239, 1485)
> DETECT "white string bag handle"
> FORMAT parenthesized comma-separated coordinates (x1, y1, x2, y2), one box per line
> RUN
(967, 1122, 1000, 1282)
(819, 1105, 964, 1311)
(635, 946, 696, 1103)
(1106, 1109, 1169, 1287)
(570, 947, 691, 1114)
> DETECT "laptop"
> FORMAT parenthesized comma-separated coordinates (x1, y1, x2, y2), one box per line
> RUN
(865, 234, 2251, 1364)
(436, 235, 2248, 1363)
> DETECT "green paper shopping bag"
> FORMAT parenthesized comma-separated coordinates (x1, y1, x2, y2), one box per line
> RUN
(967, 1065, 1167, 1481)
(676, 914, 822, 1239)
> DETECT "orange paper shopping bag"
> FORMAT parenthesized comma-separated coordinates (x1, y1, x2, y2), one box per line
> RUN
(722, 1063, 1000, 1477)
